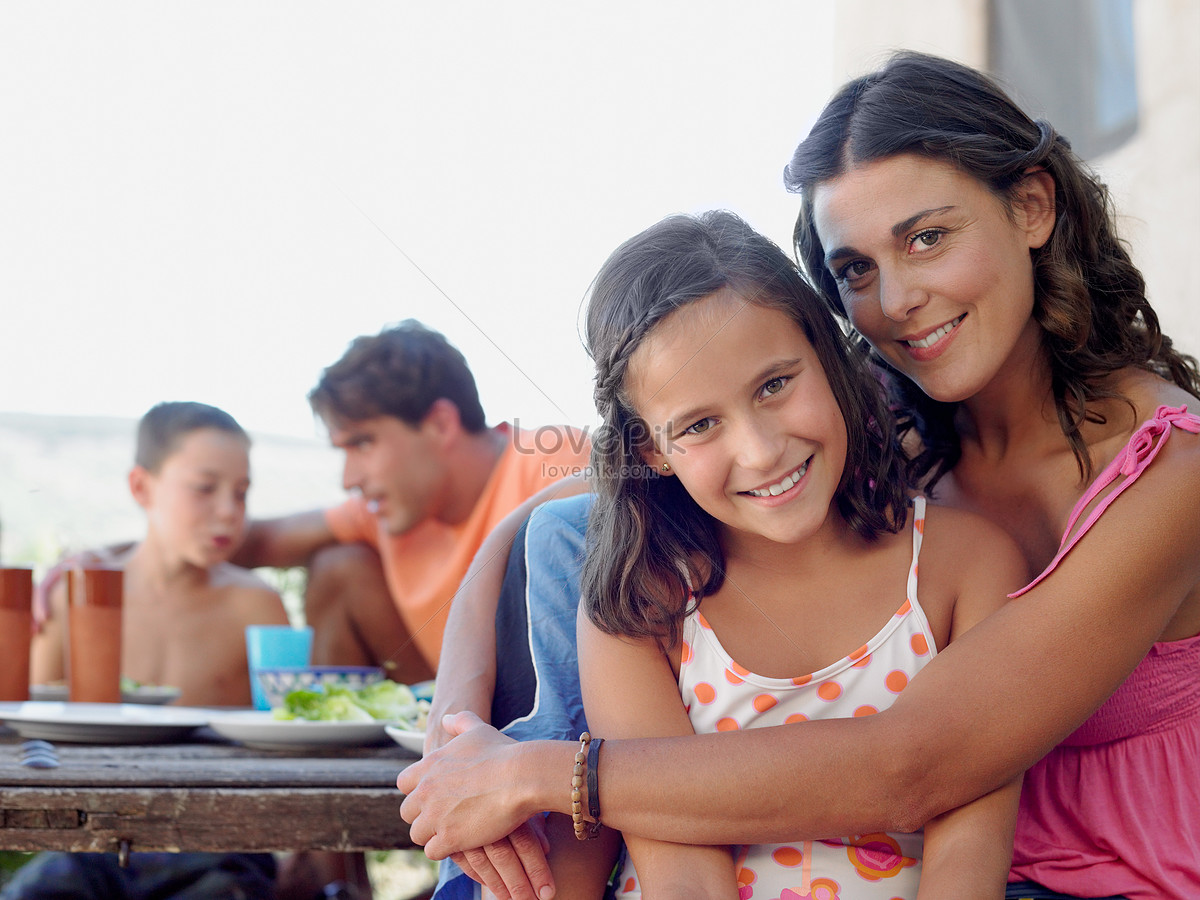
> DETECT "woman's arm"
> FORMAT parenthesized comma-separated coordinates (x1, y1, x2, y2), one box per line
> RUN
(577, 608, 739, 898)
(400, 437, 1200, 856)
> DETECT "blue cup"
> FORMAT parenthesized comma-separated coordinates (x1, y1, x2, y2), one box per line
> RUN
(245, 625, 313, 710)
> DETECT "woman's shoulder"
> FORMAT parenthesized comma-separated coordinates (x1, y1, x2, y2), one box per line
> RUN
(917, 498, 1020, 548)
(1115, 368, 1199, 424)
(1082, 369, 1200, 481)
(914, 499, 1030, 586)
(1108, 371, 1200, 472)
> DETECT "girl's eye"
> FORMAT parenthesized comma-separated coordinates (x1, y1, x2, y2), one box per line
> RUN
(683, 418, 713, 436)
(193, 484, 217, 494)
(832, 259, 873, 287)
(759, 376, 790, 399)
(907, 229, 943, 253)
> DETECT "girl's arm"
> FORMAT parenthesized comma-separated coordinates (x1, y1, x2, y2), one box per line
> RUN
(400, 434, 1200, 856)
(916, 510, 1027, 899)
(577, 607, 739, 899)
(916, 779, 1021, 900)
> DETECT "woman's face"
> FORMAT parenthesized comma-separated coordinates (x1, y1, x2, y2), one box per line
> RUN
(810, 153, 1055, 404)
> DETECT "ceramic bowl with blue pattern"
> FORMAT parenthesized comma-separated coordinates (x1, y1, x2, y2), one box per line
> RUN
(254, 665, 386, 710)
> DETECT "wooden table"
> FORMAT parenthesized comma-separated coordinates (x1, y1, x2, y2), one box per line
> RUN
(0, 727, 416, 856)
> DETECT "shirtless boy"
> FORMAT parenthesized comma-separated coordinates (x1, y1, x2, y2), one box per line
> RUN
(11, 401, 288, 900)
(31, 401, 289, 705)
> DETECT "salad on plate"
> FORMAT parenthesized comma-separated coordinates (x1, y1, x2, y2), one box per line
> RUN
(271, 680, 430, 731)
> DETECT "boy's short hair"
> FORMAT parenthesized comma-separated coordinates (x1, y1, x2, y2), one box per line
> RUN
(307, 320, 487, 432)
(135, 402, 249, 473)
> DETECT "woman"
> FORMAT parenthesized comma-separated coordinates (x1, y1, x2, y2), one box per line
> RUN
(401, 52, 1200, 900)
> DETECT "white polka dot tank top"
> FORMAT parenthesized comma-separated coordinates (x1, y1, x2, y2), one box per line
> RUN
(614, 496, 935, 900)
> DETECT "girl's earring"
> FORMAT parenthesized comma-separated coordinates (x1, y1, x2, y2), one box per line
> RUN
(660, 463, 671, 473)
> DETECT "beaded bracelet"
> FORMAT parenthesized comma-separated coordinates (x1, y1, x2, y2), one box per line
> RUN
(571, 732, 591, 840)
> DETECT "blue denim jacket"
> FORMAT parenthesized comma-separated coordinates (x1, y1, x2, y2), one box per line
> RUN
(434, 495, 594, 899)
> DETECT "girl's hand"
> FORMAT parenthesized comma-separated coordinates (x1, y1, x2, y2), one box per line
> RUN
(452, 817, 553, 900)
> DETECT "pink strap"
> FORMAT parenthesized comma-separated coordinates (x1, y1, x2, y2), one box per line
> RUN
(1010, 405, 1200, 598)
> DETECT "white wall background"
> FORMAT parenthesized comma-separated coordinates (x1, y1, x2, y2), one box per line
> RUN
(0, 2, 837, 441)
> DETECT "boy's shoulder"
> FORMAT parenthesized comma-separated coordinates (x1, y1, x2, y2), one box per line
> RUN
(204, 563, 289, 624)
(207, 561, 280, 595)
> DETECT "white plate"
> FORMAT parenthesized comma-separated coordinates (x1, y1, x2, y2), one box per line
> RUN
(207, 711, 393, 750)
(0, 701, 210, 744)
(384, 726, 425, 755)
(29, 684, 182, 705)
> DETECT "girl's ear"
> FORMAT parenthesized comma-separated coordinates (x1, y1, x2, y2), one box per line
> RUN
(1016, 168, 1057, 250)
(639, 442, 673, 476)
(128, 466, 153, 509)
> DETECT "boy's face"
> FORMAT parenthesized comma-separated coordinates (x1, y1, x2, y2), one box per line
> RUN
(327, 414, 450, 536)
(132, 428, 251, 569)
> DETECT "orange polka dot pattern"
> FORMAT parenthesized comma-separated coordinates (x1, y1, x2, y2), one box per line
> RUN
(613, 497, 933, 899)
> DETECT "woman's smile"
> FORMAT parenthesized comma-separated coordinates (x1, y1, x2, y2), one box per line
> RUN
(899, 313, 966, 359)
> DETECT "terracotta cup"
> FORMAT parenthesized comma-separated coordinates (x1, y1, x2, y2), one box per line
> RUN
(67, 567, 124, 703)
(0, 567, 34, 701)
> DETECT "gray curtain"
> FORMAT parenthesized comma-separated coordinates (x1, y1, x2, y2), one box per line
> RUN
(989, 0, 1138, 159)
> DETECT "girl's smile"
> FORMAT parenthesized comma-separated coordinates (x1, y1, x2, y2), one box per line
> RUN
(627, 288, 848, 548)
(741, 457, 811, 499)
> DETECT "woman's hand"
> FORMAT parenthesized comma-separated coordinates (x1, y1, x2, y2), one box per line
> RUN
(399, 712, 560, 859)
(399, 713, 557, 898)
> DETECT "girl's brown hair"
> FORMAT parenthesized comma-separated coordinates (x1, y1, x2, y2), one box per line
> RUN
(582, 210, 909, 648)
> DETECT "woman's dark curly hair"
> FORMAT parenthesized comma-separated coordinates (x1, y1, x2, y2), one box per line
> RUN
(581, 210, 910, 648)
(784, 51, 1200, 488)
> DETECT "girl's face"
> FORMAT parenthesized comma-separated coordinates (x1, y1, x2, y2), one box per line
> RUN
(628, 288, 848, 549)
(810, 153, 1055, 404)
(132, 427, 250, 569)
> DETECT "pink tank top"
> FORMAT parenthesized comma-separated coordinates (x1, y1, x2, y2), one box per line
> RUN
(1008, 405, 1200, 899)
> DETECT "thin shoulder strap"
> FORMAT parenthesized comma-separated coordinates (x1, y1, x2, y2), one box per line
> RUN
(1010, 404, 1200, 598)
(906, 495, 927, 604)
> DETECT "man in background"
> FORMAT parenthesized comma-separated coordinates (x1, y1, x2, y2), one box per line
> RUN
(236, 319, 591, 685)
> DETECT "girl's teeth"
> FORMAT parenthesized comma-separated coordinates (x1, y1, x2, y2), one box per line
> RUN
(906, 315, 964, 349)
(748, 463, 808, 497)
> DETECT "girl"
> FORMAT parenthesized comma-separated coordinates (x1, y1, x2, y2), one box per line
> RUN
(577, 210, 1025, 898)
